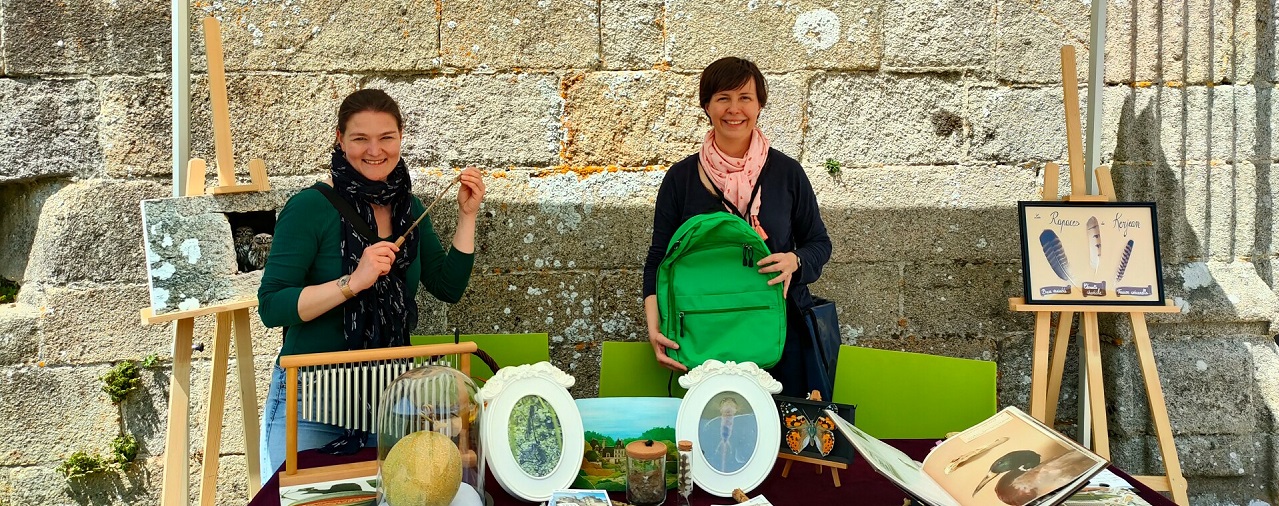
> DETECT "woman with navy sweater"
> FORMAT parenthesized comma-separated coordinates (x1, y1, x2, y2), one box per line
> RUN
(641, 57, 832, 397)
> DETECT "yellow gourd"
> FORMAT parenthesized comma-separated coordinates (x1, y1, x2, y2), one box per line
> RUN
(381, 430, 462, 506)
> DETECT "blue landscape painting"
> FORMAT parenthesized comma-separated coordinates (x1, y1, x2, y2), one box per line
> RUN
(573, 397, 681, 491)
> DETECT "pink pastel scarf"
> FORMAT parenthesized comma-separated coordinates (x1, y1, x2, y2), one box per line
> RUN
(700, 128, 771, 239)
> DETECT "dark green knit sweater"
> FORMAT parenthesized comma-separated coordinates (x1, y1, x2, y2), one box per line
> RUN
(258, 183, 474, 357)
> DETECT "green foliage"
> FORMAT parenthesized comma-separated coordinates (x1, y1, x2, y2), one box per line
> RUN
(583, 430, 613, 447)
(0, 278, 17, 304)
(101, 360, 142, 404)
(57, 451, 111, 479)
(584, 449, 600, 462)
(110, 434, 139, 467)
(824, 158, 842, 176)
(639, 426, 676, 442)
(139, 354, 160, 369)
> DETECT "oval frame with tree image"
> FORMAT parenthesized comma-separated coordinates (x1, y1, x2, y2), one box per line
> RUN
(478, 362, 584, 502)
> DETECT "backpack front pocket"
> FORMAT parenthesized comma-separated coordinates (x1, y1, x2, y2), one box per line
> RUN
(669, 290, 786, 369)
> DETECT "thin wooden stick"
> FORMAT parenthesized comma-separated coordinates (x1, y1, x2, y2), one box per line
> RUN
(394, 175, 461, 247)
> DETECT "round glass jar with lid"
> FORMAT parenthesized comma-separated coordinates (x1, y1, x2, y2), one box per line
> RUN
(626, 439, 668, 506)
(375, 364, 487, 506)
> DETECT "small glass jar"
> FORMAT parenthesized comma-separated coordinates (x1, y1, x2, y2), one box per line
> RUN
(676, 440, 694, 505)
(626, 439, 667, 506)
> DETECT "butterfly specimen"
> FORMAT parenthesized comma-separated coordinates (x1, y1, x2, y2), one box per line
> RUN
(780, 402, 837, 456)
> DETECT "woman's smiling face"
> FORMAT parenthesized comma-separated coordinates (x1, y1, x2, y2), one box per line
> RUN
(704, 77, 761, 150)
(337, 110, 402, 182)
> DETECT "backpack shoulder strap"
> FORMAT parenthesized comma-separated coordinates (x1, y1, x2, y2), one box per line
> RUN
(310, 183, 378, 241)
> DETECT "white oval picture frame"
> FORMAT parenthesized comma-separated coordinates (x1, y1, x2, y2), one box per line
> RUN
(478, 362, 584, 502)
(675, 360, 783, 497)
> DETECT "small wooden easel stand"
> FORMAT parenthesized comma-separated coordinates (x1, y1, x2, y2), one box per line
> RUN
(144, 17, 273, 506)
(185, 16, 271, 196)
(777, 391, 844, 487)
(1008, 46, 1189, 506)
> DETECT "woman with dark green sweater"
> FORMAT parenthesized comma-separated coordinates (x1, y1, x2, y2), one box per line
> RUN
(256, 89, 484, 482)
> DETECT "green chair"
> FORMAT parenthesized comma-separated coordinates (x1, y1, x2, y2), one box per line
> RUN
(831, 346, 997, 439)
(411, 333, 550, 382)
(597, 341, 687, 398)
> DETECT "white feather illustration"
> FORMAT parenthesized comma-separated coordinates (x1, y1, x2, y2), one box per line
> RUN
(1087, 216, 1101, 274)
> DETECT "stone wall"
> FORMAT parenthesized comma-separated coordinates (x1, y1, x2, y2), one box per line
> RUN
(0, 1, 1276, 505)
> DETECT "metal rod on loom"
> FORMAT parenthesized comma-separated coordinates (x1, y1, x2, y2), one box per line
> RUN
(357, 361, 366, 431)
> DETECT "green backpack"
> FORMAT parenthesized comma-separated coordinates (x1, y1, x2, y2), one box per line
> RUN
(657, 212, 787, 369)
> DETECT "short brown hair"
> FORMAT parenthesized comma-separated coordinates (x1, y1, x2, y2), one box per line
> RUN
(698, 57, 768, 111)
(336, 89, 404, 133)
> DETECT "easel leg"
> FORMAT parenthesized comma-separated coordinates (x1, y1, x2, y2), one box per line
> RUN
(781, 460, 793, 478)
(198, 312, 232, 506)
(1081, 312, 1110, 459)
(1030, 311, 1053, 422)
(1130, 314, 1190, 506)
(1045, 311, 1075, 426)
(232, 308, 262, 494)
(162, 318, 194, 506)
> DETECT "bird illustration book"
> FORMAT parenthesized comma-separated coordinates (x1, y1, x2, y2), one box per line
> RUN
(825, 406, 1107, 506)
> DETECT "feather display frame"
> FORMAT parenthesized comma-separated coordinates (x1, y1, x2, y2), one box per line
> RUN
(1039, 229, 1078, 286)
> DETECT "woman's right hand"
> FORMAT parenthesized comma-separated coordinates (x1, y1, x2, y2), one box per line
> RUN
(649, 329, 688, 372)
(350, 241, 399, 292)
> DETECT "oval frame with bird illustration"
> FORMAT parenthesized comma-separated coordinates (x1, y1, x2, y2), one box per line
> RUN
(1017, 201, 1165, 305)
(674, 360, 783, 497)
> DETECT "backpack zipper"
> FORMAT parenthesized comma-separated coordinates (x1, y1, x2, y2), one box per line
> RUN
(742, 243, 753, 267)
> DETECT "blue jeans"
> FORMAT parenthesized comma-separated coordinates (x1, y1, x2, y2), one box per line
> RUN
(259, 364, 376, 484)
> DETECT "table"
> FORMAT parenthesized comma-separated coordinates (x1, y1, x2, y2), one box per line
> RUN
(250, 440, 1176, 506)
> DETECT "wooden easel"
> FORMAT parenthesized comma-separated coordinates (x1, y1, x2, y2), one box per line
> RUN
(1008, 46, 1188, 506)
(777, 391, 844, 487)
(143, 299, 261, 506)
(146, 16, 274, 506)
(186, 17, 271, 196)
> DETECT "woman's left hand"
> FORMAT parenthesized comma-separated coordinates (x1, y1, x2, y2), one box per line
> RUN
(456, 167, 486, 216)
(757, 252, 800, 298)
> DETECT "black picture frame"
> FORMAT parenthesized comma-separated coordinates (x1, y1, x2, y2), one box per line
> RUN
(773, 395, 856, 465)
(1017, 201, 1166, 305)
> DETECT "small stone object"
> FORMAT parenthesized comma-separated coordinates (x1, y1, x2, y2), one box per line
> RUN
(626, 439, 667, 506)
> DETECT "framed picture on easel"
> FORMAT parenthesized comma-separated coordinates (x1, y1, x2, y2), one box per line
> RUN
(1017, 201, 1166, 305)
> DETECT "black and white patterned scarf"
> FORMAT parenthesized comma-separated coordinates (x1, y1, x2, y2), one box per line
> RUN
(330, 146, 419, 350)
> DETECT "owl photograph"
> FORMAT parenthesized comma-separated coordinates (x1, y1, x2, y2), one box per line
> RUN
(233, 226, 255, 272)
(233, 226, 273, 272)
(247, 233, 273, 271)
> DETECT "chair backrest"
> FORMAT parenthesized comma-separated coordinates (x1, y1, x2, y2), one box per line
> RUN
(411, 332, 550, 381)
(831, 345, 997, 439)
(597, 341, 687, 398)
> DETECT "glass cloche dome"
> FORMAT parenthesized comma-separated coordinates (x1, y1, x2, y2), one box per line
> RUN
(376, 364, 487, 506)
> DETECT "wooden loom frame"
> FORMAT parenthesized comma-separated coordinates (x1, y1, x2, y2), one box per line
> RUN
(1008, 45, 1189, 506)
(277, 341, 479, 488)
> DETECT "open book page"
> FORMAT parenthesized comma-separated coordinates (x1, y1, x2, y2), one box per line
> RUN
(824, 409, 958, 506)
(1062, 470, 1154, 506)
(920, 407, 1108, 506)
